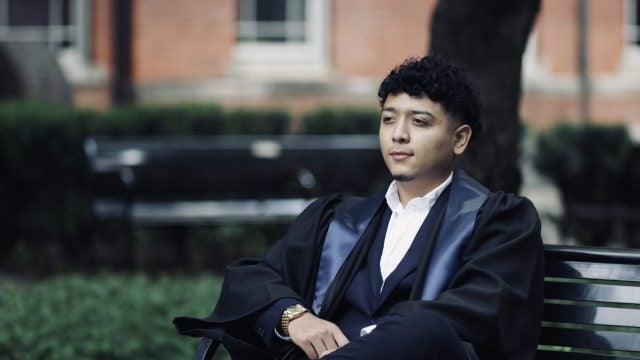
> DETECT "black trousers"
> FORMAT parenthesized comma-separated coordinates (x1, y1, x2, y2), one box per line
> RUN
(320, 308, 470, 360)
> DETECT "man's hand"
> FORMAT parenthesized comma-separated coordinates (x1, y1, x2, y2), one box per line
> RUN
(287, 313, 349, 359)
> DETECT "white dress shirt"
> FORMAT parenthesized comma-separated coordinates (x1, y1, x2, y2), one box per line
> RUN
(380, 173, 453, 286)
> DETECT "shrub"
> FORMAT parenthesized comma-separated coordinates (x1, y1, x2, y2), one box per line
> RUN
(0, 101, 93, 272)
(0, 101, 292, 274)
(221, 108, 290, 135)
(0, 273, 229, 360)
(534, 123, 632, 204)
(0, 101, 390, 274)
(88, 104, 291, 136)
(533, 122, 638, 246)
(300, 107, 380, 134)
(87, 103, 225, 136)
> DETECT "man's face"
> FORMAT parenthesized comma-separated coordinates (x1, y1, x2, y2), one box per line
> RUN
(379, 93, 467, 190)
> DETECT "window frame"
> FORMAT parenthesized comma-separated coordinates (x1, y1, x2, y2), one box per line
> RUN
(233, 0, 331, 79)
(0, 0, 95, 83)
(0, 0, 87, 52)
(624, 0, 640, 46)
(622, 0, 640, 70)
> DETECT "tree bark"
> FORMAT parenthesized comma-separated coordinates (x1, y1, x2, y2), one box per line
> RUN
(430, 0, 540, 193)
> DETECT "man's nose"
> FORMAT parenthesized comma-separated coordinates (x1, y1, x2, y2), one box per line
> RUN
(392, 120, 409, 143)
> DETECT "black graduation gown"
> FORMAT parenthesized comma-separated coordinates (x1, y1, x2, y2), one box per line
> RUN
(174, 189, 544, 360)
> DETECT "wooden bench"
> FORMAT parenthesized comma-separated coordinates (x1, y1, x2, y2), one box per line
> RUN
(191, 245, 640, 359)
(84, 135, 388, 226)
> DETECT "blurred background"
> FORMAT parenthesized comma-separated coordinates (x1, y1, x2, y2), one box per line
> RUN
(1, 0, 639, 358)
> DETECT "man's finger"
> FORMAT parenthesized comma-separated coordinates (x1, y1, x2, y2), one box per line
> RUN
(319, 348, 338, 358)
(333, 330, 350, 347)
(301, 343, 319, 360)
(311, 339, 328, 356)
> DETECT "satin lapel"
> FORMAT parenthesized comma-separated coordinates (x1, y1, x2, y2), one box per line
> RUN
(419, 169, 489, 300)
(312, 192, 386, 314)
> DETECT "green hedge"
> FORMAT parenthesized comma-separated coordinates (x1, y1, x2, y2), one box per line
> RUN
(0, 273, 228, 360)
(533, 122, 639, 246)
(300, 107, 379, 134)
(0, 101, 291, 274)
(0, 102, 93, 272)
(534, 122, 633, 204)
(88, 104, 290, 136)
(0, 101, 382, 274)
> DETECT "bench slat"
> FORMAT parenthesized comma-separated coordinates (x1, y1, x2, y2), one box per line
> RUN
(545, 246, 640, 265)
(94, 199, 313, 225)
(543, 303, 640, 328)
(545, 281, 640, 304)
(536, 349, 640, 360)
(539, 327, 640, 352)
(546, 260, 640, 282)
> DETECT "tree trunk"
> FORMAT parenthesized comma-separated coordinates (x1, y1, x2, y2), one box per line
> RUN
(430, 0, 540, 193)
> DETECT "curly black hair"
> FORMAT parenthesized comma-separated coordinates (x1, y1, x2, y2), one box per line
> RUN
(377, 55, 482, 140)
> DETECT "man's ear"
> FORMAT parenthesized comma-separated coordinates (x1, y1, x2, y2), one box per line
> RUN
(453, 124, 472, 155)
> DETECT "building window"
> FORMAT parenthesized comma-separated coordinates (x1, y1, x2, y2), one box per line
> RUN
(237, 0, 306, 43)
(625, 0, 640, 47)
(233, 0, 330, 79)
(0, 0, 77, 49)
(0, 0, 94, 82)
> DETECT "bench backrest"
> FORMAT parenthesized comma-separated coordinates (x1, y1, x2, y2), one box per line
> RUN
(85, 135, 390, 201)
(86, 135, 392, 225)
(537, 245, 640, 359)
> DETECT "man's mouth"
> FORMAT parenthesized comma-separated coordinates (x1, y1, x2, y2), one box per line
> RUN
(390, 151, 412, 161)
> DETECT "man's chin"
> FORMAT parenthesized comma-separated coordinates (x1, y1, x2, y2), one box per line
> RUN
(392, 174, 413, 182)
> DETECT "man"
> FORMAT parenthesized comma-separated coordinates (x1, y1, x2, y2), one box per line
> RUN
(174, 55, 544, 360)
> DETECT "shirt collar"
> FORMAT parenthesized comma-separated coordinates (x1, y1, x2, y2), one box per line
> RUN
(384, 172, 453, 213)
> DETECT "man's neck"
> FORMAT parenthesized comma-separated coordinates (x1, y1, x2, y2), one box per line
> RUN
(396, 173, 453, 207)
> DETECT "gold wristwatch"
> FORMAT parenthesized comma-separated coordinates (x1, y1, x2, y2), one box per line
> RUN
(281, 304, 309, 336)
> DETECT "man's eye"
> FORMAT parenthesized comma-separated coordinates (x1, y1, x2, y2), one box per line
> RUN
(382, 116, 393, 123)
(413, 118, 428, 126)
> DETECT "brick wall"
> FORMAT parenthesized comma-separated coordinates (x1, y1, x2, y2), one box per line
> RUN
(536, 0, 623, 74)
(92, 0, 112, 76)
(131, 0, 235, 83)
(332, 0, 437, 76)
(588, 0, 624, 73)
(522, 91, 640, 127)
(80, 0, 640, 126)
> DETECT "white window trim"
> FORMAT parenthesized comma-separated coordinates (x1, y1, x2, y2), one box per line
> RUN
(232, 0, 331, 80)
(621, 0, 640, 72)
(0, 0, 79, 50)
(57, 0, 105, 85)
(0, 0, 102, 84)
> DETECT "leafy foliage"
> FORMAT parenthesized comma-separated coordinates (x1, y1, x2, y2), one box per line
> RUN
(87, 104, 290, 136)
(300, 107, 380, 134)
(0, 273, 228, 360)
(0, 101, 291, 274)
(534, 123, 632, 204)
(533, 122, 639, 246)
(0, 101, 93, 271)
(0, 101, 385, 274)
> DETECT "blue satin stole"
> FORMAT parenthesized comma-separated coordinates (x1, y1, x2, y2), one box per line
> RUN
(312, 169, 489, 312)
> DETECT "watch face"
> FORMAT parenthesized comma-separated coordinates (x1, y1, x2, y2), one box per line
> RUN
(287, 304, 306, 315)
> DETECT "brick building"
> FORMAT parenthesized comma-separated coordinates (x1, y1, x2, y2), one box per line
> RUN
(1, 0, 639, 127)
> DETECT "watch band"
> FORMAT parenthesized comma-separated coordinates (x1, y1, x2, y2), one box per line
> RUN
(281, 304, 308, 336)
